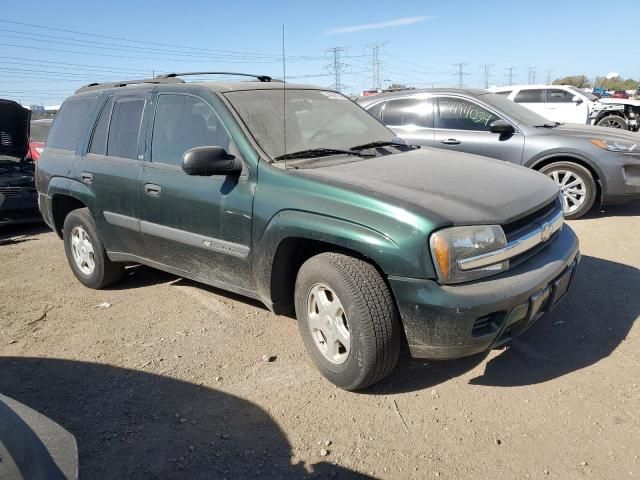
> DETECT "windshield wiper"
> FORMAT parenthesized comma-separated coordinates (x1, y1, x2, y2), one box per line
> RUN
(274, 148, 374, 161)
(350, 140, 405, 151)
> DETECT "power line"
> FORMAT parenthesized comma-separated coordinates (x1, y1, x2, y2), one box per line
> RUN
(481, 64, 495, 89)
(325, 47, 350, 92)
(506, 67, 516, 86)
(453, 63, 468, 88)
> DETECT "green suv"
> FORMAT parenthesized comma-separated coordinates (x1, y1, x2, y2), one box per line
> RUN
(36, 73, 580, 390)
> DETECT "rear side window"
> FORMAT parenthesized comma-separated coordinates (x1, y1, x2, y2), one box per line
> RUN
(89, 97, 114, 155)
(151, 94, 231, 166)
(514, 89, 544, 103)
(382, 98, 433, 128)
(546, 89, 574, 103)
(107, 97, 145, 160)
(46, 97, 95, 151)
(436, 97, 498, 131)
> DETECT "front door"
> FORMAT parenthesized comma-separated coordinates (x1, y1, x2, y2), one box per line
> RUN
(545, 88, 589, 124)
(139, 93, 255, 292)
(432, 96, 525, 164)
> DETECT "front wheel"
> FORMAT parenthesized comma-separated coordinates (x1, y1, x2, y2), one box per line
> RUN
(539, 162, 596, 219)
(294, 252, 401, 390)
(596, 115, 628, 130)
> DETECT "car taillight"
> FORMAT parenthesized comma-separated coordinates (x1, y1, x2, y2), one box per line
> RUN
(30, 142, 45, 161)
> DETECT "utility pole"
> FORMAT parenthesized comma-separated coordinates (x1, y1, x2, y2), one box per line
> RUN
(481, 64, 494, 89)
(506, 67, 515, 86)
(528, 67, 537, 85)
(454, 63, 468, 88)
(367, 42, 388, 91)
(325, 46, 350, 92)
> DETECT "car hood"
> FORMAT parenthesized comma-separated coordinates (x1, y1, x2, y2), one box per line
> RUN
(295, 148, 559, 225)
(599, 97, 640, 107)
(0, 99, 30, 161)
(549, 123, 640, 142)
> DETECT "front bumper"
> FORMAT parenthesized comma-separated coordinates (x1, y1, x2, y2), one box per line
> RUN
(599, 152, 640, 205)
(0, 189, 41, 226)
(389, 226, 580, 359)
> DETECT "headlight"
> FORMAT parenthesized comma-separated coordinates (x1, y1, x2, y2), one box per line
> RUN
(590, 138, 638, 152)
(429, 225, 508, 284)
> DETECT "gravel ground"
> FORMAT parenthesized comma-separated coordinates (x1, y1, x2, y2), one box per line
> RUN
(1, 201, 639, 480)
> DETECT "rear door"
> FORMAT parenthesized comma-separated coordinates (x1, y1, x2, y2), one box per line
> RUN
(138, 92, 255, 291)
(433, 96, 524, 164)
(545, 88, 588, 124)
(84, 94, 147, 256)
(379, 96, 435, 146)
(513, 88, 548, 118)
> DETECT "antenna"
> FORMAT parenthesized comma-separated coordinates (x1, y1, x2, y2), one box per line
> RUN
(282, 25, 287, 160)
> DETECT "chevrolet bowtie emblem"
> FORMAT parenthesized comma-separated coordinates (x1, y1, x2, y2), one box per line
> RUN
(541, 223, 554, 242)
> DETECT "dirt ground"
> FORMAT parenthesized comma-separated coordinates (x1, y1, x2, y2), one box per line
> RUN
(1, 201, 639, 480)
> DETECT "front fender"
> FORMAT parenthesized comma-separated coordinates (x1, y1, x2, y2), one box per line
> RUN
(253, 209, 433, 304)
(525, 150, 607, 191)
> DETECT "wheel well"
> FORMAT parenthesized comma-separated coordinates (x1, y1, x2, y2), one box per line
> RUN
(51, 195, 86, 237)
(531, 156, 602, 203)
(269, 238, 385, 316)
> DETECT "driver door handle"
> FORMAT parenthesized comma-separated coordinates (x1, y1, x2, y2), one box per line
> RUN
(144, 183, 162, 197)
(441, 138, 461, 145)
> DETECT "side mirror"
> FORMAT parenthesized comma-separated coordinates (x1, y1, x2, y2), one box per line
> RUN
(489, 119, 515, 135)
(181, 146, 242, 176)
(572, 95, 583, 104)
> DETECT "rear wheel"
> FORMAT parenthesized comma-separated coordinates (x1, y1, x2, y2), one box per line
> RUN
(63, 208, 125, 289)
(294, 252, 401, 390)
(596, 115, 628, 130)
(539, 162, 596, 219)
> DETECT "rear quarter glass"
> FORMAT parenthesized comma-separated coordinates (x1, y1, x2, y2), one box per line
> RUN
(46, 97, 96, 151)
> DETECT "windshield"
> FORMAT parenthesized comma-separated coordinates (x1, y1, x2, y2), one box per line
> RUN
(478, 92, 556, 126)
(224, 89, 395, 160)
(569, 87, 598, 102)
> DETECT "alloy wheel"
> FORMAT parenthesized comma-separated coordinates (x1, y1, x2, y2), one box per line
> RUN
(547, 169, 587, 215)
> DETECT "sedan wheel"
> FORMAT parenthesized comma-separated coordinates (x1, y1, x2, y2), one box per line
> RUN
(540, 161, 597, 219)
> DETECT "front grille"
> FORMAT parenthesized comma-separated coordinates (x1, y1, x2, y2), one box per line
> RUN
(502, 198, 561, 242)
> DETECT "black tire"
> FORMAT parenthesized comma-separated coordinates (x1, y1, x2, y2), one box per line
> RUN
(596, 115, 628, 130)
(539, 162, 597, 220)
(63, 208, 125, 289)
(294, 252, 401, 390)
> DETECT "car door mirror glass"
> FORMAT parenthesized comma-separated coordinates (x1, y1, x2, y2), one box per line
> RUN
(181, 146, 242, 176)
(489, 119, 515, 134)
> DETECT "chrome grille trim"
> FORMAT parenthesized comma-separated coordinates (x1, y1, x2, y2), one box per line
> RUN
(457, 209, 564, 271)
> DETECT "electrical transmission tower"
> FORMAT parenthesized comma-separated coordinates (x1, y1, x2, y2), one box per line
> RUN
(528, 67, 537, 84)
(481, 64, 495, 89)
(546, 70, 553, 84)
(367, 42, 388, 91)
(506, 67, 515, 86)
(325, 47, 350, 92)
(454, 63, 468, 88)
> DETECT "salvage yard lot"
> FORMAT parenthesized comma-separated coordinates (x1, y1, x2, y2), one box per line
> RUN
(1, 202, 639, 480)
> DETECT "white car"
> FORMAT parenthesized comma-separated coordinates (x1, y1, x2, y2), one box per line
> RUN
(489, 84, 639, 131)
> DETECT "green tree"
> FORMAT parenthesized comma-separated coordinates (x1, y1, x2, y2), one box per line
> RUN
(593, 76, 639, 92)
(386, 83, 408, 91)
(552, 75, 591, 88)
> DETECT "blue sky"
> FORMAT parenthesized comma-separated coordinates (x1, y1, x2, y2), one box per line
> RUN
(2, 0, 639, 106)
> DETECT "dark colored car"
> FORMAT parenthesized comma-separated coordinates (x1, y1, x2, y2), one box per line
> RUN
(357, 88, 640, 219)
(0, 99, 40, 226)
(29, 118, 53, 161)
(37, 73, 579, 390)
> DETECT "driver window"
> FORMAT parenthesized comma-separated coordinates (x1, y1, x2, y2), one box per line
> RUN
(436, 97, 498, 131)
(152, 94, 232, 166)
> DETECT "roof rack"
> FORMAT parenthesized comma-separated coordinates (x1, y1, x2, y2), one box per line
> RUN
(75, 76, 184, 94)
(75, 71, 279, 94)
(157, 72, 279, 82)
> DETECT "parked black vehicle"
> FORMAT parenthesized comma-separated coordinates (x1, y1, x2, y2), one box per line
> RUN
(0, 99, 40, 226)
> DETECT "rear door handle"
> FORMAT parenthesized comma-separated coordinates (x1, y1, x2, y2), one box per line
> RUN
(441, 138, 461, 145)
(80, 172, 93, 184)
(144, 183, 162, 197)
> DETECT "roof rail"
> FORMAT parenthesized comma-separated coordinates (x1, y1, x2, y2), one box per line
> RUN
(157, 72, 279, 82)
(75, 76, 184, 94)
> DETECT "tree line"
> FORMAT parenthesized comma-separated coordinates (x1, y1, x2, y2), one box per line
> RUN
(552, 74, 639, 91)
